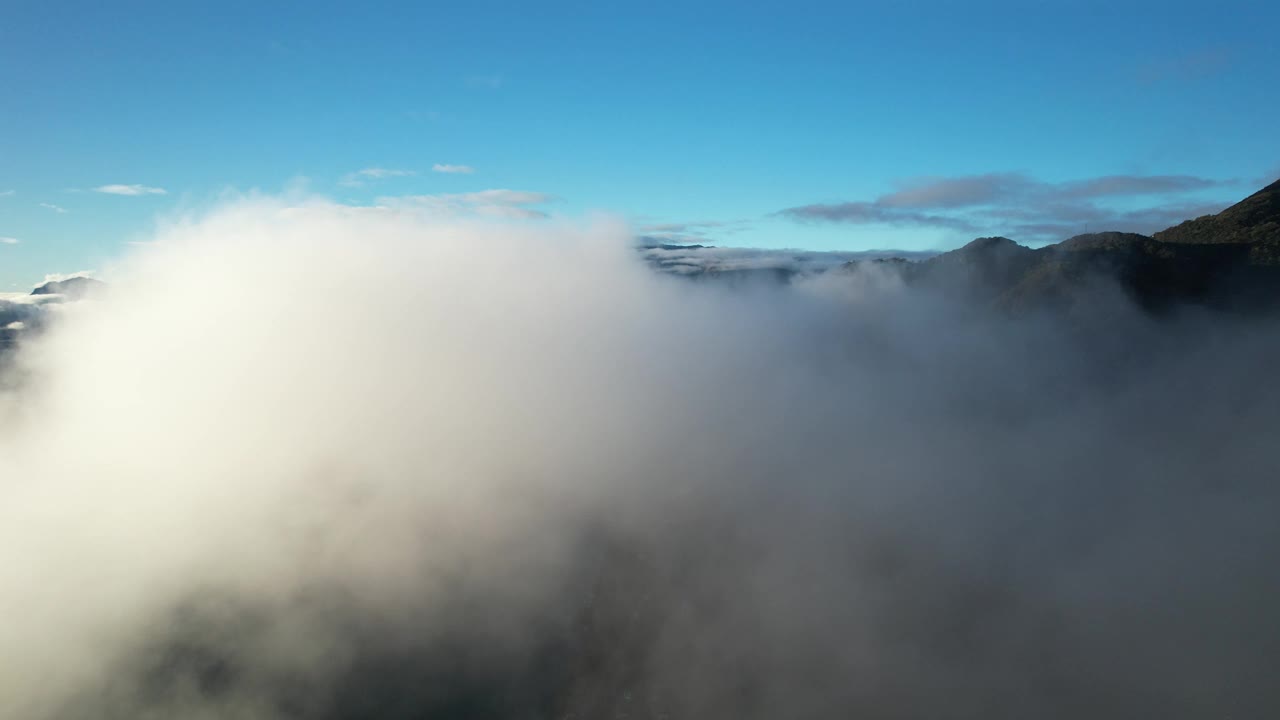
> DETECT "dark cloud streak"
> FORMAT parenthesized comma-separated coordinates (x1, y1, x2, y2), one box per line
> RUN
(777, 201, 980, 232)
(778, 172, 1235, 242)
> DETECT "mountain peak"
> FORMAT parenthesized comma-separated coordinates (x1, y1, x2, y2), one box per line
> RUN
(932, 236, 1034, 266)
(960, 236, 1024, 252)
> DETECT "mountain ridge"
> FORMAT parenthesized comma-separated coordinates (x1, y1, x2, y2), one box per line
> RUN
(835, 178, 1280, 312)
(1153, 178, 1280, 246)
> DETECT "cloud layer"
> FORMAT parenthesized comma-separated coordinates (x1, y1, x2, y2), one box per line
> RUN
(1, 198, 1278, 718)
(636, 219, 754, 246)
(642, 242, 936, 275)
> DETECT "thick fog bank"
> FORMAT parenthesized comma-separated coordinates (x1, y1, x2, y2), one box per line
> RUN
(2, 199, 1278, 719)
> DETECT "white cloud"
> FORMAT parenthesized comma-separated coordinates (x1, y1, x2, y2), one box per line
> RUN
(0, 237, 18, 245)
(340, 168, 416, 187)
(0, 190, 14, 197)
(94, 184, 167, 196)
(39, 203, 69, 214)
(432, 164, 475, 175)
(377, 189, 556, 219)
(41, 271, 94, 284)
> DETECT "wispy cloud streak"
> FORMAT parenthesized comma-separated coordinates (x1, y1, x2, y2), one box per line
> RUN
(94, 184, 167, 196)
(377, 189, 556, 219)
(340, 168, 417, 187)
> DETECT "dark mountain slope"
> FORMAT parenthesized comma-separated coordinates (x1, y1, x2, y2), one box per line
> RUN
(1154, 178, 1280, 248)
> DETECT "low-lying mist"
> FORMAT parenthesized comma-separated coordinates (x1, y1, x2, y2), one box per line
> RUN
(2, 198, 1278, 719)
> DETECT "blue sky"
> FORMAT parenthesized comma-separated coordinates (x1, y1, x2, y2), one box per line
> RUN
(1, 0, 1277, 288)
